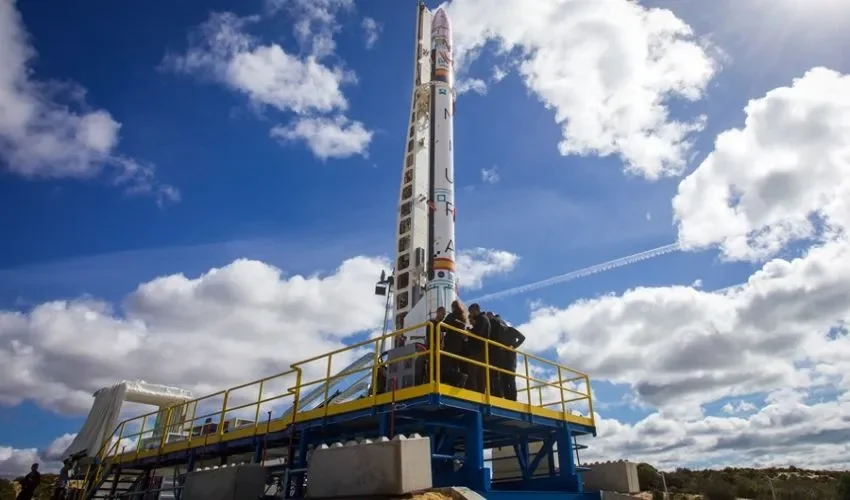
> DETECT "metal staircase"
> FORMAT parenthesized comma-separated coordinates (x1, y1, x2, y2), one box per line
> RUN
(88, 466, 145, 499)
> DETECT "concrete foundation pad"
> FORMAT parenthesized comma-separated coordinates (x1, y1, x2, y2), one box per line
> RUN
(182, 464, 266, 500)
(307, 434, 433, 498)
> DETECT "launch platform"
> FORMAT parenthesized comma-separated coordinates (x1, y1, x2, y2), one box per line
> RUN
(77, 322, 598, 499)
(70, 4, 601, 499)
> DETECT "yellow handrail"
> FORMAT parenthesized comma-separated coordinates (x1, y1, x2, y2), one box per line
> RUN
(98, 319, 595, 467)
(435, 321, 594, 425)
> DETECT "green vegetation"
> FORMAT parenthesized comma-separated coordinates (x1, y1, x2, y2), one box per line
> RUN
(637, 463, 850, 500)
(2, 466, 849, 499)
(0, 473, 56, 500)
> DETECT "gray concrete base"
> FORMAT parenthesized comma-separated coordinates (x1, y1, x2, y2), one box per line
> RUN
(182, 463, 266, 500)
(306, 435, 433, 498)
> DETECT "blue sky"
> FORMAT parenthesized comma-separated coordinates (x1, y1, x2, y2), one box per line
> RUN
(2, 0, 850, 476)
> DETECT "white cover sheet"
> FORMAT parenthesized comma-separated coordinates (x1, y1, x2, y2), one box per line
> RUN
(62, 380, 193, 460)
(62, 383, 127, 460)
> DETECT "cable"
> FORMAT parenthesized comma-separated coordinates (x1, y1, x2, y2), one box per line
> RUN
(467, 242, 681, 303)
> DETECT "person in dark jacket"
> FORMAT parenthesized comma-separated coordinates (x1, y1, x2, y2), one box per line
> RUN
(440, 301, 469, 388)
(466, 303, 490, 393)
(485, 312, 504, 397)
(17, 463, 41, 500)
(52, 460, 71, 500)
(497, 317, 526, 401)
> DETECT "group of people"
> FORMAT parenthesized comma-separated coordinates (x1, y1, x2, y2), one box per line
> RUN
(431, 301, 526, 400)
(15, 459, 76, 500)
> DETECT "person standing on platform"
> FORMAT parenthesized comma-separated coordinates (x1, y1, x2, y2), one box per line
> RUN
(466, 303, 490, 393)
(485, 311, 505, 398)
(498, 318, 526, 401)
(439, 301, 469, 388)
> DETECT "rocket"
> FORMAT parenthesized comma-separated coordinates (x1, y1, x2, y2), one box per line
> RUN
(425, 7, 458, 318)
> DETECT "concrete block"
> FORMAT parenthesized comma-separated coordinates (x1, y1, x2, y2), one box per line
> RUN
(583, 461, 639, 493)
(182, 463, 266, 500)
(306, 434, 433, 497)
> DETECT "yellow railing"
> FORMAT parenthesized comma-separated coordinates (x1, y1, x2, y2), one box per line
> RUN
(289, 322, 433, 422)
(434, 321, 594, 423)
(95, 320, 594, 473)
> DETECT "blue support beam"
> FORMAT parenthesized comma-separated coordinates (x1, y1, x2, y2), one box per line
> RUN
(101, 394, 596, 498)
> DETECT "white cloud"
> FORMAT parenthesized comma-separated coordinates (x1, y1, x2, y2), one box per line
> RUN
(0, 445, 38, 478)
(492, 66, 507, 83)
(480, 166, 499, 184)
(674, 67, 850, 261)
(510, 67, 850, 469)
(361, 17, 381, 49)
(457, 248, 520, 290)
(0, 250, 515, 415)
(0, 433, 72, 478)
(266, 0, 354, 59)
(722, 400, 757, 415)
(0, 0, 177, 203)
(163, 13, 351, 116)
(163, 7, 372, 160)
(270, 115, 373, 160)
(446, 0, 718, 179)
(456, 78, 487, 96)
(583, 392, 850, 470)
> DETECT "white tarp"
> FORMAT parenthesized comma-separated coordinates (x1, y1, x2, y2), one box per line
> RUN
(62, 383, 127, 460)
(62, 380, 194, 460)
(123, 380, 193, 407)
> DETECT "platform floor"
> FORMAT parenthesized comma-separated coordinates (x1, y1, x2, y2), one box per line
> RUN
(107, 390, 595, 469)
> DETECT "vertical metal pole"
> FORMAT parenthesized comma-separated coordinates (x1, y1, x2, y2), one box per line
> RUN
(390, 378, 397, 438)
(573, 435, 582, 466)
(262, 410, 272, 466)
(378, 278, 393, 355)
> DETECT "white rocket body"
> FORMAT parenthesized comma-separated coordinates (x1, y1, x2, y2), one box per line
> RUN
(425, 7, 458, 319)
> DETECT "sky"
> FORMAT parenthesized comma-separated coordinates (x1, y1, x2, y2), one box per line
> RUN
(2, 0, 850, 478)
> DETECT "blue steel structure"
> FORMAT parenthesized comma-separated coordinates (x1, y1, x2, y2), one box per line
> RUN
(77, 322, 599, 500)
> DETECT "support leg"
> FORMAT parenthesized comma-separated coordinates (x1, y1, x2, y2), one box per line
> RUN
(556, 424, 580, 491)
(293, 429, 309, 498)
(461, 411, 490, 491)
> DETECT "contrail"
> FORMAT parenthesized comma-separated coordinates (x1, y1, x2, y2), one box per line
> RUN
(468, 242, 681, 303)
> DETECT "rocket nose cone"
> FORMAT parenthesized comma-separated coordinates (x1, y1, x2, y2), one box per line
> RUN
(432, 7, 451, 29)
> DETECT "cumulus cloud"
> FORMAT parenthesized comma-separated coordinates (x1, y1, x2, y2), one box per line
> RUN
(361, 17, 381, 49)
(512, 67, 850, 469)
(0, 0, 177, 203)
(163, 13, 351, 115)
(0, 433, 72, 478)
(0, 433, 133, 478)
(456, 78, 487, 96)
(480, 166, 499, 184)
(583, 392, 850, 470)
(674, 67, 850, 261)
(446, 0, 718, 179)
(271, 116, 372, 160)
(0, 249, 516, 415)
(457, 248, 519, 290)
(266, 0, 354, 59)
(163, 5, 372, 159)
